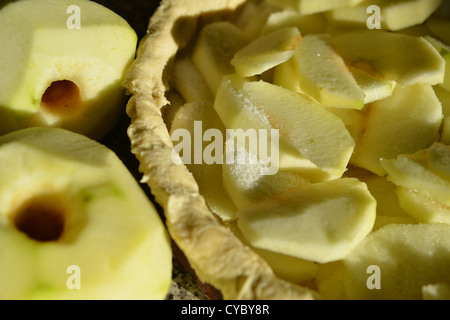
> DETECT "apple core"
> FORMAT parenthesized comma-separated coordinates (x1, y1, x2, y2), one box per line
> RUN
(40, 80, 80, 116)
(12, 195, 66, 242)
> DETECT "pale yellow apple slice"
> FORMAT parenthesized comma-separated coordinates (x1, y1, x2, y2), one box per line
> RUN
(213, 75, 355, 181)
(192, 21, 249, 95)
(326, 0, 443, 31)
(231, 27, 302, 78)
(236, 178, 376, 264)
(348, 66, 396, 104)
(226, 221, 319, 284)
(0, 0, 137, 140)
(262, 10, 326, 36)
(232, 0, 279, 39)
(267, 0, 365, 15)
(344, 166, 415, 229)
(293, 34, 366, 110)
(427, 17, 450, 46)
(0, 127, 172, 300)
(272, 57, 302, 93)
(170, 101, 237, 221)
(435, 85, 450, 144)
(396, 187, 450, 225)
(351, 84, 442, 176)
(380, 143, 450, 206)
(316, 224, 450, 300)
(333, 30, 446, 86)
(222, 141, 310, 209)
(425, 36, 450, 91)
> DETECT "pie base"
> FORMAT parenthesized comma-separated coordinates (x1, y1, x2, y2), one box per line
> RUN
(123, 0, 321, 300)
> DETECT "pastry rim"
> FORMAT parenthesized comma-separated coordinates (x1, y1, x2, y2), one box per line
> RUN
(122, 0, 320, 300)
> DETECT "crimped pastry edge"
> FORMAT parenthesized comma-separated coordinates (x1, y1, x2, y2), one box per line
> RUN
(123, 0, 321, 300)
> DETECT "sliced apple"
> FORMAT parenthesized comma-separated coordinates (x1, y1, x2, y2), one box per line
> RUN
(231, 27, 302, 78)
(425, 36, 450, 91)
(316, 224, 450, 300)
(0, 0, 137, 140)
(273, 57, 303, 93)
(348, 66, 396, 104)
(170, 101, 237, 221)
(0, 127, 172, 300)
(351, 84, 443, 176)
(380, 143, 450, 207)
(213, 75, 355, 181)
(267, 0, 365, 15)
(293, 34, 366, 110)
(223, 144, 311, 209)
(192, 21, 249, 95)
(333, 30, 446, 86)
(232, 0, 278, 39)
(326, 0, 443, 31)
(396, 187, 450, 225)
(427, 17, 450, 45)
(236, 178, 376, 264)
(227, 221, 319, 284)
(262, 10, 326, 36)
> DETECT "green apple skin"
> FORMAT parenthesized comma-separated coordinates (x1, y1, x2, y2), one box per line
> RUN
(0, 0, 137, 140)
(0, 127, 172, 300)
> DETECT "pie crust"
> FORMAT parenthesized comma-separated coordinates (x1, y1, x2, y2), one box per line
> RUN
(123, 0, 320, 300)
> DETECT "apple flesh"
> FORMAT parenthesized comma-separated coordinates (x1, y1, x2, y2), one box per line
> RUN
(213, 75, 355, 181)
(0, 0, 137, 140)
(326, 0, 443, 31)
(262, 10, 326, 36)
(351, 84, 443, 176)
(227, 221, 319, 284)
(192, 21, 249, 95)
(425, 36, 450, 92)
(236, 178, 376, 264)
(333, 30, 446, 86)
(0, 127, 172, 299)
(231, 27, 302, 78)
(267, 0, 365, 15)
(316, 224, 450, 300)
(293, 34, 366, 110)
(380, 142, 450, 206)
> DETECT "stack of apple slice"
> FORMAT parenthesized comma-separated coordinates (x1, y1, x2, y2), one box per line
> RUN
(165, 0, 450, 299)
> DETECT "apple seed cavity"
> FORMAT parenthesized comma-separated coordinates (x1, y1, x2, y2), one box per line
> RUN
(12, 195, 66, 242)
(40, 80, 80, 115)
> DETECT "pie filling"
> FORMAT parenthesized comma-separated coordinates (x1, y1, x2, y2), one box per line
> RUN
(159, 0, 450, 300)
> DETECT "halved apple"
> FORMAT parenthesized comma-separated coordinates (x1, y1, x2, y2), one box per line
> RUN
(0, 0, 137, 140)
(0, 127, 172, 300)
